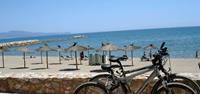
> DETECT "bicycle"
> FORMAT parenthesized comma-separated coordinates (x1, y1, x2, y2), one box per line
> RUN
(74, 42, 197, 94)
(90, 42, 198, 94)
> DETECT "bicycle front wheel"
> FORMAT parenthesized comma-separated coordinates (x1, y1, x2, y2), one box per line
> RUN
(74, 82, 108, 94)
(151, 74, 200, 94)
(155, 82, 196, 94)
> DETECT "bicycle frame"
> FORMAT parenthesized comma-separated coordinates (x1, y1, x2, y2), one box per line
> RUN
(116, 64, 164, 94)
(110, 56, 170, 94)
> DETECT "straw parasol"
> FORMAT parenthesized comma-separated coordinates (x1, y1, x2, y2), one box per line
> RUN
(65, 43, 88, 70)
(55, 45, 64, 64)
(36, 44, 55, 69)
(96, 43, 121, 65)
(123, 43, 141, 66)
(0, 47, 9, 68)
(144, 44, 157, 59)
(17, 47, 31, 68)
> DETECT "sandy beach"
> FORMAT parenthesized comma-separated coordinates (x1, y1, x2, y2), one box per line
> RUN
(0, 56, 199, 94)
(0, 56, 199, 75)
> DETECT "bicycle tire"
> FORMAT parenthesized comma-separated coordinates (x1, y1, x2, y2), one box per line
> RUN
(151, 74, 200, 94)
(74, 82, 108, 94)
(90, 74, 110, 82)
(155, 82, 196, 94)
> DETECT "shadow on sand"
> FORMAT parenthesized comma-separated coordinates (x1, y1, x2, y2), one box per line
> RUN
(59, 68, 79, 71)
(90, 69, 107, 73)
(68, 64, 82, 65)
(122, 65, 133, 67)
(49, 63, 62, 65)
(31, 63, 43, 65)
(31, 68, 47, 70)
(10, 67, 29, 69)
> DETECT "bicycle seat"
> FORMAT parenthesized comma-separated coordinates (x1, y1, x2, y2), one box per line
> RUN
(109, 56, 128, 62)
(101, 64, 120, 71)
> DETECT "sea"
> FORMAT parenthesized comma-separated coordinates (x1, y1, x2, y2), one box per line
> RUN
(1, 26, 200, 58)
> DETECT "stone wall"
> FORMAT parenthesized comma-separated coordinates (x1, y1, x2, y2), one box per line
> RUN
(0, 73, 199, 94)
(0, 77, 88, 94)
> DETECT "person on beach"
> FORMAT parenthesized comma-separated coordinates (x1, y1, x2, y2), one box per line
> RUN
(80, 51, 84, 60)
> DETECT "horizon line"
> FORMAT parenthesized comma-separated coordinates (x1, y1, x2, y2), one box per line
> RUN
(74, 25, 200, 34)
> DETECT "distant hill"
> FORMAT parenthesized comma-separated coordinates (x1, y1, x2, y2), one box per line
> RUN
(0, 31, 71, 39)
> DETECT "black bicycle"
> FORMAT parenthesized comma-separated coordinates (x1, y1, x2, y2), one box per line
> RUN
(74, 42, 197, 94)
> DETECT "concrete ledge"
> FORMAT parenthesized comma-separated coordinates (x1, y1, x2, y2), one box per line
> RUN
(0, 72, 199, 94)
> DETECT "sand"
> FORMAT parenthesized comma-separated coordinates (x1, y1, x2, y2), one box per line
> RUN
(0, 56, 199, 75)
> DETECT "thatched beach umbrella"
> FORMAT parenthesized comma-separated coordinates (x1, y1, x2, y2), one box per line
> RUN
(123, 44, 141, 66)
(65, 43, 88, 70)
(144, 44, 157, 59)
(0, 47, 8, 68)
(55, 45, 64, 64)
(96, 43, 121, 65)
(36, 44, 55, 69)
(17, 47, 31, 68)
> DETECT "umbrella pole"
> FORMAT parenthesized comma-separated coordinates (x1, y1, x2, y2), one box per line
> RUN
(102, 51, 104, 63)
(80, 52, 82, 65)
(59, 51, 61, 64)
(109, 51, 111, 65)
(196, 50, 198, 58)
(46, 51, 48, 69)
(150, 49, 152, 59)
(131, 50, 133, 66)
(70, 51, 73, 59)
(23, 52, 26, 68)
(88, 50, 89, 57)
(125, 50, 127, 56)
(75, 51, 78, 70)
(40, 51, 43, 64)
(2, 52, 4, 68)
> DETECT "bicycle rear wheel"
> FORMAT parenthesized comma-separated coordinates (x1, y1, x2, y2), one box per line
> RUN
(155, 82, 196, 94)
(74, 82, 108, 94)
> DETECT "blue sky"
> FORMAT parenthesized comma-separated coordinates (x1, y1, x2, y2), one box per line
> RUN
(0, 0, 200, 33)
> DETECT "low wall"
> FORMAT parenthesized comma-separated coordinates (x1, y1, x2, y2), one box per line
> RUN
(0, 77, 88, 94)
(0, 73, 199, 94)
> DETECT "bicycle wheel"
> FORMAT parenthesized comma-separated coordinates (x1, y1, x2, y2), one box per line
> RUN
(151, 74, 200, 94)
(90, 74, 127, 94)
(74, 82, 108, 94)
(90, 74, 112, 88)
(155, 82, 196, 94)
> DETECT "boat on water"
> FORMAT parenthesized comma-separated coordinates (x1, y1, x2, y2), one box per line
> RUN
(73, 35, 85, 38)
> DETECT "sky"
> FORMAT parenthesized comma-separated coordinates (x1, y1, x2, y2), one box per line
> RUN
(0, 0, 200, 33)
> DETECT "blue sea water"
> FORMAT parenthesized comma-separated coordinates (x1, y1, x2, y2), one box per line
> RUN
(1, 26, 200, 58)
